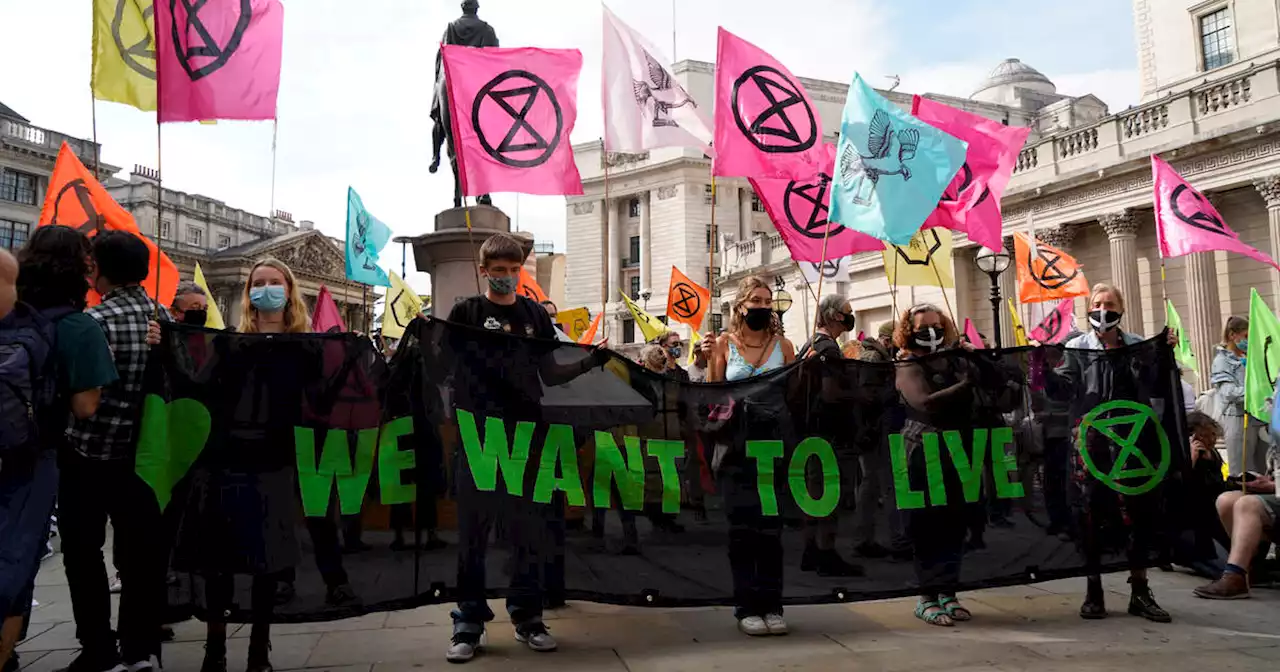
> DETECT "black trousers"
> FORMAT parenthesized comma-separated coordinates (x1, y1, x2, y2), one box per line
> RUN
(59, 452, 165, 661)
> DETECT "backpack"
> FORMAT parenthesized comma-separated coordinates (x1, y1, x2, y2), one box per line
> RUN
(0, 303, 73, 457)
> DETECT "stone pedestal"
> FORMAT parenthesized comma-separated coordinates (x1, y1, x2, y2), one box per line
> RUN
(407, 205, 531, 315)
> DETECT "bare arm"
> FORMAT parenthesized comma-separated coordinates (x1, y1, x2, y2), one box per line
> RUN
(895, 361, 969, 414)
(781, 338, 797, 365)
(70, 389, 102, 420)
(707, 335, 730, 383)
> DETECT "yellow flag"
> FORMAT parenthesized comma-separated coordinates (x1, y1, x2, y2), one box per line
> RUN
(556, 307, 591, 341)
(686, 329, 703, 367)
(1008, 298, 1029, 346)
(882, 228, 954, 288)
(382, 272, 424, 339)
(192, 263, 225, 330)
(619, 291, 668, 343)
(92, 0, 157, 112)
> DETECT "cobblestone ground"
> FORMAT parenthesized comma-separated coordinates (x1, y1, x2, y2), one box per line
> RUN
(16, 554, 1280, 671)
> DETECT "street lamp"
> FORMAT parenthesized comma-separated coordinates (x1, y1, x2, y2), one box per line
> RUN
(773, 276, 793, 315)
(973, 248, 1012, 348)
(641, 288, 652, 311)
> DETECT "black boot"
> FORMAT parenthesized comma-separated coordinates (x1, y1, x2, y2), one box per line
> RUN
(1080, 577, 1107, 620)
(1128, 577, 1171, 623)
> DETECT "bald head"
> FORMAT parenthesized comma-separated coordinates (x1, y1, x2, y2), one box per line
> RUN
(0, 248, 17, 321)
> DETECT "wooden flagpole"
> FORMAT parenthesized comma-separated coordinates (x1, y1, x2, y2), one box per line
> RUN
(153, 107, 164, 318)
(708, 176, 716, 330)
(602, 139, 612, 335)
(809, 226, 832, 342)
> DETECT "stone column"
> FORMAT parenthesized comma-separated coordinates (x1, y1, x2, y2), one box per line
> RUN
(1183, 250, 1220, 387)
(738, 186, 752, 240)
(1098, 210, 1144, 334)
(1253, 175, 1280, 301)
(997, 236, 1017, 347)
(606, 198, 620, 299)
(639, 191, 652, 294)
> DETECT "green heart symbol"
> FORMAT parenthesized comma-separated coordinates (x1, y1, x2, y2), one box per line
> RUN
(135, 394, 212, 511)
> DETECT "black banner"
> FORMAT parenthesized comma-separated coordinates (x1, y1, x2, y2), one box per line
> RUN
(138, 318, 1198, 622)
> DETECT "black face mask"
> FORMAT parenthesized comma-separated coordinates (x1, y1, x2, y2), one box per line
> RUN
(840, 313, 856, 331)
(911, 327, 945, 353)
(743, 307, 773, 332)
(182, 309, 208, 326)
(1088, 309, 1122, 333)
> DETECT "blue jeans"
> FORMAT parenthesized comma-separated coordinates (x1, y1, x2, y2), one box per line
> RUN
(0, 450, 58, 619)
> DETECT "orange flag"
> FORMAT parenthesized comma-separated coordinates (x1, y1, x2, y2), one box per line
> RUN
(517, 266, 548, 303)
(577, 312, 602, 345)
(39, 142, 179, 307)
(666, 266, 710, 328)
(1014, 231, 1088, 304)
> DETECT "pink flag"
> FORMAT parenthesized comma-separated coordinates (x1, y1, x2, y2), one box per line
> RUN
(713, 28, 825, 180)
(750, 144, 883, 262)
(442, 45, 584, 197)
(1029, 298, 1075, 344)
(1154, 155, 1280, 270)
(963, 318, 985, 349)
(311, 286, 347, 334)
(155, 0, 284, 123)
(912, 96, 1029, 253)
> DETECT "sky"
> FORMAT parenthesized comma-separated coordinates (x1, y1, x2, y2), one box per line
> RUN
(0, 0, 1139, 297)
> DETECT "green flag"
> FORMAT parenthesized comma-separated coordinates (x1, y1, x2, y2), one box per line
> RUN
(1244, 289, 1280, 421)
(1165, 300, 1198, 374)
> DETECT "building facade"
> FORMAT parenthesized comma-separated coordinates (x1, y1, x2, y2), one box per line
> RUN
(566, 0, 1280, 387)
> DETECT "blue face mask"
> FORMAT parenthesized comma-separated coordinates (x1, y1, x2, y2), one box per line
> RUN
(249, 285, 288, 313)
(487, 276, 518, 295)
(1237, 338, 1249, 352)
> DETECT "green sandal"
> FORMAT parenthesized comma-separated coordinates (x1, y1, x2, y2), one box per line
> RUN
(914, 599, 954, 627)
(939, 596, 971, 622)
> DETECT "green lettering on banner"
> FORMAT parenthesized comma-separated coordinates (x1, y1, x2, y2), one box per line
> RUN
(295, 427, 377, 517)
(921, 433, 947, 506)
(533, 423, 586, 506)
(592, 433, 645, 511)
(787, 437, 840, 518)
(456, 409, 533, 496)
(945, 429, 987, 503)
(889, 433, 925, 510)
(646, 439, 685, 514)
(990, 427, 1025, 499)
(746, 440, 784, 516)
(377, 416, 416, 505)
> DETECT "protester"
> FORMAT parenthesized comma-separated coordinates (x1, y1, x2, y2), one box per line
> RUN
(652, 330, 705, 383)
(799, 295, 863, 576)
(0, 233, 116, 672)
(1211, 316, 1268, 475)
(1193, 475, 1278, 599)
(1055, 283, 1171, 623)
(61, 232, 168, 672)
(850, 321, 903, 559)
(707, 276, 797, 637)
(892, 303, 977, 627)
(691, 332, 713, 382)
(168, 281, 209, 326)
(541, 300, 558, 322)
(640, 343, 667, 374)
(1173, 411, 1230, 579)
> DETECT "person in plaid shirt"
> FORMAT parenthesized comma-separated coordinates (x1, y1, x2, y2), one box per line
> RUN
(60, 232, 168, 672)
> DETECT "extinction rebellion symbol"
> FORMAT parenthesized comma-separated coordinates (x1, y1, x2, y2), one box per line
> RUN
(49, 179, 105, 237)
(895, 229, 943, 267)
(1076, 400, 1170, 496)
(169, 0, 253, 82)
(784, 174, 840, 240)
(113, 0, 156, 80)
(1028, 246, 1079, 291)
(670, 282, 702, 321)
(730, 65, 817, 154)
(473, 70, 564, 169)
(1169, 184, 1230, 236)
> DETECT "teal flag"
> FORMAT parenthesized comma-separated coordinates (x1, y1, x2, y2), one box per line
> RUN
(1245, 288, 1280, 422)
(829, 74, 967, 245)
(1165, 299, 1198, 374)
(345, 187, 392, 287)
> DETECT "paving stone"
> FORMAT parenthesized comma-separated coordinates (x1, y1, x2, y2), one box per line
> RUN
(162, 632, 321, 671)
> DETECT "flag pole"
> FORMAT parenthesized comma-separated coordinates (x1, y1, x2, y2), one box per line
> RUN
(90, 96, 101, 181)
(790, 260, 819, 303)
(928, 261, 955, 324)
(809, 225, 833, 342)
(269, 119, 279, 224)
(708, 175, 716, 333)
(363, 283, 370, 334)
(602, 138, 611, 329)
(889, 252, 900, 322)
(153, 110, 163, 319)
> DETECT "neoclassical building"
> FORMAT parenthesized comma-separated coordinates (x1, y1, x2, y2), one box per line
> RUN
(566, 0, 1280, 386)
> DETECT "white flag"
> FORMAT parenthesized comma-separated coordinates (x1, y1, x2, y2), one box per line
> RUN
(602, 5, 714, 154)
(801, 256, 854, 286)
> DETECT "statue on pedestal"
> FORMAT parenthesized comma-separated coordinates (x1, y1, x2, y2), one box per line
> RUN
(430, 0, 497, 209)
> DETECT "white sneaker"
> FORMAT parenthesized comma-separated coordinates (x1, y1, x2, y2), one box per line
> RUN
(738, 616, 769, 636)
(109, 575, 122, 594)
(764, 613, 788, 635)
(446, 631, 486, 664)
(126, 655, 161, 672)
(514, 623, 557, 652)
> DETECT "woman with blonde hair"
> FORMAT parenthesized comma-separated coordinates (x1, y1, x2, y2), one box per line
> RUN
(238, 257, 310, 334)
(707, 276, 797, 637)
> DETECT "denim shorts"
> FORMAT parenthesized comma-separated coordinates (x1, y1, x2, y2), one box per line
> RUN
(1258, 494, 1279, 527)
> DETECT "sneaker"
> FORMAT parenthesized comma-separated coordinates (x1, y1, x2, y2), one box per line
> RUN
(446, 631, 486, 664)
(109, 574, 123, 594)
(737, 616, 769, 637)
(1127, 579, 1171, 623)
(1194, 572, 1250, 600)
(325, 583, 360, 607)
(763, 613, 788, 635)
(125, 655, 161, 672)
(59, 648, 126, 672)
(514, 623, 557, 652)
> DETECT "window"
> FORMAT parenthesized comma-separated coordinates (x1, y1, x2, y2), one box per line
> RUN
(628, 235, 640, 263)
(751, 193, 765, 213)
(1200, 7, 1234, 70)
(711, 313, 723, 333)
(217, 234, 231, 249)
(706, 226, 719, 252)
(704, 184, 718, 205)
(160, 219, 172, 239)
(629, 275, 641, 300)
(0, 219, 30, 250)
(628, 198, 641, 218)
(0, 170, 38, 205)
(186, 227, 204, 247)
(622, 318, 636, 344)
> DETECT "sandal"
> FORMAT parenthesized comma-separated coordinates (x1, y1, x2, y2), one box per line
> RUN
(914, 599, 954, 627)
(938, 596, 971, 622)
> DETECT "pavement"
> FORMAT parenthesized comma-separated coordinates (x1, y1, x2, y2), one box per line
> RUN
(15, 554, 1280, 672)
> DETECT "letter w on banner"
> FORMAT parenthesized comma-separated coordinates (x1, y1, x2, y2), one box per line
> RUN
(1014, 232, 1088, 303)
(1153, 155, 1280, 271)
(442, 45, 585, 197)
(666, 266, 709, 328)
(155, 0, 284, 122)
(39, 143, 179, 307)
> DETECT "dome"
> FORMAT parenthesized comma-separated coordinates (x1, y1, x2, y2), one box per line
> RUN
(972, 58, 1056, 98)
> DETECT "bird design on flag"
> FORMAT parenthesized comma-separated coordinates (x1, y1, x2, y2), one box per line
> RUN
(631, 49, 696, 128)
(839, 109, 920, 205)
(352, 212, 377, 271)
